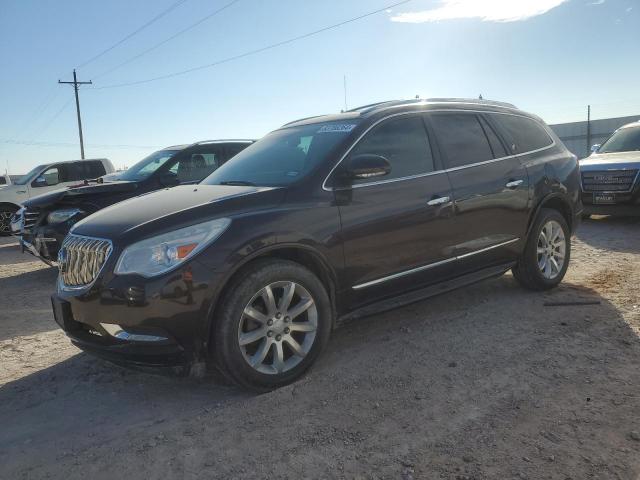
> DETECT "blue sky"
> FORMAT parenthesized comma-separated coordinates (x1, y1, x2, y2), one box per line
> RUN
(0, 0, 638, 173)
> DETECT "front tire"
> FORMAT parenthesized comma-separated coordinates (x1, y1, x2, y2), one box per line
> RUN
(0, 206, 18, 236)
(213, 259, 332, 391)
(512, 208, 571, 290)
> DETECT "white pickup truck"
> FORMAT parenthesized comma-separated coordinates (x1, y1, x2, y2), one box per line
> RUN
(0, 158, 114, 234)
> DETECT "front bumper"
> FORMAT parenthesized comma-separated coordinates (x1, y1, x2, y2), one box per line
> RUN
(580, 191, 640, 216)
(52, 295, 187, 367)
(582, 203, 640, 216)
(20, 227, 66, 263)
(52, 258, 222, 369)
(580, 167, 640, 216)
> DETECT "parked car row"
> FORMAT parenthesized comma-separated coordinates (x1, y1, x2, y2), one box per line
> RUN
(10, 140, 253, 263)
(0, 158, 115, 234)
(10, 98, 587, 390)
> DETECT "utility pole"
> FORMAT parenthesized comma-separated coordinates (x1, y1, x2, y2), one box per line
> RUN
(59, 70, 92, 159)
(586, 104, 592, 157)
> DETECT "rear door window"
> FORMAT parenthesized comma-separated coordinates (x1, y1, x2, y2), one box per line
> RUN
(170, 151, 221, 183)
(492, 114, 553, 153)
(348, 115, 435, 184)
(87, 161, 107, 178)
(479, 115, 508, 158)
(429, 113, 494, 168)
(223, 143, 251, 163)
(64, 163, 85, 182)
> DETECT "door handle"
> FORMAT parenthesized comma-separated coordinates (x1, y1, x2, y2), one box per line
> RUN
(427, 196, 450, 206)
(505, 180, 524, 189)
(16, 190, 27, 194)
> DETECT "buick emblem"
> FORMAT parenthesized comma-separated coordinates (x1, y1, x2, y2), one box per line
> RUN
(57, 248, 68, 274)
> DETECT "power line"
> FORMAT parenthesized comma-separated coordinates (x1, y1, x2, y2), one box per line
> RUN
(8, 88, 60, 142)
(28, 98, 74, 140)
(92, 0, 242, 80)
(91, 0, 414, 90)
(76, 0, 190, 70)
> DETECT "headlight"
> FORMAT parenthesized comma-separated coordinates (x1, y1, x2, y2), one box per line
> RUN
(47, 208, 83, 224)
(114, 218, 231, 277)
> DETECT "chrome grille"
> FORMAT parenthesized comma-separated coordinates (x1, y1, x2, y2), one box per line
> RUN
(58, 234, 112, 288)
(581, 169, 638, 193)
(23, 209, 41, 230)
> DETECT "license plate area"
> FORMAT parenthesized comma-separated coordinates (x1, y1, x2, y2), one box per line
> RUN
(51, 296, 80, 331)
(593, 193, 616, 204)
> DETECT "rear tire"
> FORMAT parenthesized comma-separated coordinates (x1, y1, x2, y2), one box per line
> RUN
(512, 208, 571, 291)
(0, 206, 17, 236)
(213, 259, 332, 391)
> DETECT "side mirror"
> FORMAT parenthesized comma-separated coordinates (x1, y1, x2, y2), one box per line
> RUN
(158, 172, 179, 187)
(346, 154, 392, 180)
(590, 144, 601, 153)
(32, 176, 48, 188)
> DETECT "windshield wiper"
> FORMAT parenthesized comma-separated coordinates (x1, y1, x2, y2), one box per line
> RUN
(219, 180, 257, 186)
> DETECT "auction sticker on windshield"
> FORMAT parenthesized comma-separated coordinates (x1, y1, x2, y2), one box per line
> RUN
(317, 124, 357, 133)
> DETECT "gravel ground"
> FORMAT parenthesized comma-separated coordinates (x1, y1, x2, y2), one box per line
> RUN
(1, 216, 639, 480)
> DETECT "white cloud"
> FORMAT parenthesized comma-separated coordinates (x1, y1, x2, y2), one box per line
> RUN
(391, 0, 569, 23)
(589, 0, 605, 5)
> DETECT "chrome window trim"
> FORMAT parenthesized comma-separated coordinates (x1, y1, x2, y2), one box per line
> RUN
(322, 109, 556, 192)
(352, 238, 520, 290)
(57, 233, 114, 292)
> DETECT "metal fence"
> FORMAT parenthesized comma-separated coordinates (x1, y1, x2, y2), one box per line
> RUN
(550, 114, 640, 159)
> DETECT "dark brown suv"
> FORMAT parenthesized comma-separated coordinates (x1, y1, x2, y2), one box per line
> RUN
(51, 98, 582, 390)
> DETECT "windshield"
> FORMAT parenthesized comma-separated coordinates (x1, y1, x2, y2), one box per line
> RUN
(203, 121, 358, 187)
(14, 164, 46, 185)
(598, 126, 640, 154)
(117, 149, 179, 181)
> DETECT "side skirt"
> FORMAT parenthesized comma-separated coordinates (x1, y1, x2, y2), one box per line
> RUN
(338, 262, 515, 323)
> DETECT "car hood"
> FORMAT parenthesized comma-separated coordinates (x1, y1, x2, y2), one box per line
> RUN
(24, 181, 139, 208)
(580, 151, 640, 171)
(72, 184, 284, 242)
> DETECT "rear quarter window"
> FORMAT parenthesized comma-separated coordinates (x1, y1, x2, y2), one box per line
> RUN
(429, 113, 495, 168)
(493, 114, 553, 153)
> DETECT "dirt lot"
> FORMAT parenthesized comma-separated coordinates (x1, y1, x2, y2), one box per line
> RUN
(1, 217, 639, 480)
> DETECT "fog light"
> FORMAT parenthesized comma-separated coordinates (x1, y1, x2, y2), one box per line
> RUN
(100, 323, 168, 342)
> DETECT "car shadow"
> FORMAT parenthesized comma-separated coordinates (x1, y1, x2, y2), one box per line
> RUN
(0, 267, 59, 341)
(577, 215, 640, 253)
(1, 273, 639, 479)
(0, 352, 249, 458)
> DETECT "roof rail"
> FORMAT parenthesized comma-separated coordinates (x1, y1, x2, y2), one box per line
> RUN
(346, 101, 396, 112)
(426, 98, 517, 109)
(193, 139, 255, 145)
(347, 99, 426, 114)
(281, 115, 328, 127)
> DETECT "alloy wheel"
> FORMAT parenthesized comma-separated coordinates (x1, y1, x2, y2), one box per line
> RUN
(537, 219, 566, 280)
(0, 211, 13, 234)
(237, 281, 318, 375)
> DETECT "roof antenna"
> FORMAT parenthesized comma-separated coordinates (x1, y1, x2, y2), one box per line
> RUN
(479, 94, 483, 100)
(343, 75, 348, 112)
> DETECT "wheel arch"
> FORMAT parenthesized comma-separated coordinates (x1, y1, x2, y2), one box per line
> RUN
(527, 193, 574, 236)
(203, 244, 340, 354)
(0, 202, 21, 211)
